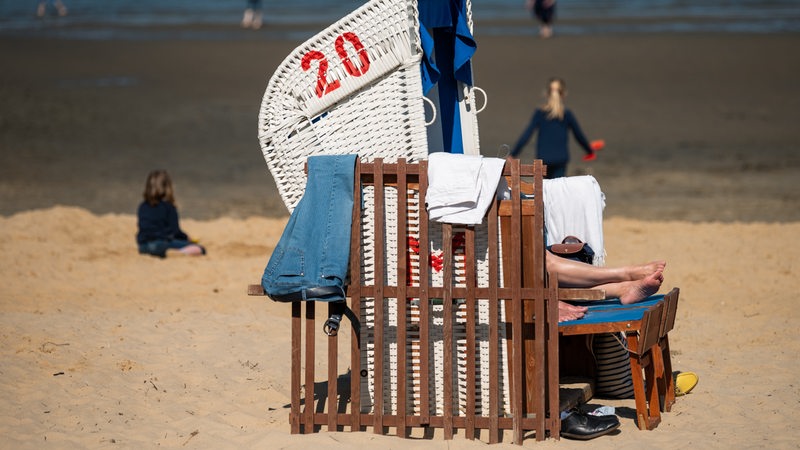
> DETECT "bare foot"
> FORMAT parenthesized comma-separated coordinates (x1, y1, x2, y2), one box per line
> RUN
(168, 244, 205, 256)
(180, 244, 205, 256)
(628, 260, 666, 281)
(619, 269, 664, 304)
(559, 301, 588, 322)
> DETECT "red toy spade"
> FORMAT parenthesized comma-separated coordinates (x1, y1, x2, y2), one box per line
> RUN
(583, 139, 605, 161)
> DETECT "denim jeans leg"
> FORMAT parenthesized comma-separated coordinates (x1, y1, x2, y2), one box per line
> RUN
(262, 154, 356, 300)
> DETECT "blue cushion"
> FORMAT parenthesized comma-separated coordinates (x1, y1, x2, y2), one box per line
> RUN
(559, 294, 665, 326)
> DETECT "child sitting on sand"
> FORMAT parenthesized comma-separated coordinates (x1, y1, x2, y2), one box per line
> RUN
(136, 170, 206, 258)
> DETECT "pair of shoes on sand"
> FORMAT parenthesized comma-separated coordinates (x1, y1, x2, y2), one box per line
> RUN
(560, 408, 620, 440)
(241, 9, 262, 30)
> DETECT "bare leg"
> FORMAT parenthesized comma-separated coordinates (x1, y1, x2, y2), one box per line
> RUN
(550, 251, 666, 318)
(546, 251, 665, 287)
(241, 8, 254, 28)
(558, 269, 663, 321)
(54, 0, 67, 16)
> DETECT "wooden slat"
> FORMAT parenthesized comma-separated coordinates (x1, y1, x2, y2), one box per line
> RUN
(560, 320, 643, 336)
(557, 288, 605, 301)
(441, 223, 454, 439)
(304, 301, 315, 433)
(509, 159, 524, 445)
(349, 159, 363, 433)
(327, 302, 338, 431)
(546, 272, 561, 439)
(316, 411, 551, 430)
(395, 160, 409, 438)
(464, 226, 476, 440)
(486, 196, 500, 445)
(290, 301, 301, 434)
(247, 284, 265, 296)
(417, 160, 431, 424)
(531, 160, 546, 441)
(372, 158, 385, 435)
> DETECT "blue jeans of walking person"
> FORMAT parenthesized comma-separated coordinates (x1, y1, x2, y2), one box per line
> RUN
(262, 154, 357, 302)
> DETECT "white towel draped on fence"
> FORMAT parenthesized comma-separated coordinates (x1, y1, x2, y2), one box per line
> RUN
(543, 175, 606, 266)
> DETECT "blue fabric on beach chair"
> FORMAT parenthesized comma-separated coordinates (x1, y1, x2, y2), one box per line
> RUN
(558, 294, 665, 327)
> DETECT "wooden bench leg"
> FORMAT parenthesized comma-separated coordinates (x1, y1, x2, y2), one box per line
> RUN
(659, 336, 676, 412)
(291, 301, 302, 434)
(627, 335, 661, 431)
(644, 347, 662, 430)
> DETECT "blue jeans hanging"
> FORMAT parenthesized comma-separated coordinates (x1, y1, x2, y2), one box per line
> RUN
(261, 154, 357, 303)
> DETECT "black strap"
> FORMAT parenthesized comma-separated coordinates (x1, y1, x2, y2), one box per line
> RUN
(323, 301, 347, 336)
(267, 287, 348, 337)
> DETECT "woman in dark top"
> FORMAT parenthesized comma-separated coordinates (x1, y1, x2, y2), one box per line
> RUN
(136, 170, 205, 258)
(511, 78, 597, 179)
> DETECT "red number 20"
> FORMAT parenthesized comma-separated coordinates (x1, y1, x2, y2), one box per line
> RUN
(335, 32, 370, 76)
(301, 50, 341, 98)
(301, 32, 370, 98)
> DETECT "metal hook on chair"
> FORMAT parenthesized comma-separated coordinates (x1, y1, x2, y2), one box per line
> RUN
(422, 96, 437, 126)
(471, 86, 488, 114)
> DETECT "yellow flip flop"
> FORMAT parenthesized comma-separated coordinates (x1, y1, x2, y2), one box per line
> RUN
(674, 371, 699, 396)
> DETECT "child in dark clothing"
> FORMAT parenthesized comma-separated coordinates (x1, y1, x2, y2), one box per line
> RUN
(136, 170, 205, 258)
(510, 78, 598, 179)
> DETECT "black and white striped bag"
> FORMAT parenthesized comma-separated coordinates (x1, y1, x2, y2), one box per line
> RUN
(593, 332, 635, 399)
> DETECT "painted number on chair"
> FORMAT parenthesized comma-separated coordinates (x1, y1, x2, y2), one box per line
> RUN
(301, 32, 370, 98)
(301, 50, 340, 98)
(336, 32, 370, 76)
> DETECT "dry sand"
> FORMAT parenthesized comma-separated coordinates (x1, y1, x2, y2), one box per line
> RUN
(1, 26, 800, 449)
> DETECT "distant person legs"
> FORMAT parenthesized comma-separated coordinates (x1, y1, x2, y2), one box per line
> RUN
(544, 162, 566, 179)
(534, 0, 556, 38)
(241, 0, 263, 30)
(139, 239, 206, 258)
(36, 0, 68, 18)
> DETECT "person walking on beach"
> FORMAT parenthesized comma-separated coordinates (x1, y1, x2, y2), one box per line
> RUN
(241, 0, 263, 30)
(36, 0, 68, 18)
(526, 0, 556, 38)
(510, 78, 598, 179)
(136, 170, 206, 258)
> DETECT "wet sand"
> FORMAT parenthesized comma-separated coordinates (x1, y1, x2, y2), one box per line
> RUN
(1, 31, 798, 221)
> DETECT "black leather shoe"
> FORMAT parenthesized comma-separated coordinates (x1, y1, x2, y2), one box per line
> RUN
(560, 410, 620, 440)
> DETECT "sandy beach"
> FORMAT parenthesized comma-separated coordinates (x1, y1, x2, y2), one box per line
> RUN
(1, 24, 800, 449)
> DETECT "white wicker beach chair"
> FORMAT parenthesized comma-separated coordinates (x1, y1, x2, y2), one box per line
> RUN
(258, 0, 486, 213)
(257, 0, 507, 423)
(258, 0, 428, 213)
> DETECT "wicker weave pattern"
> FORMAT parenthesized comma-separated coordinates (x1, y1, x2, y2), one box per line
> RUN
(259, 0, 428, 212)
(357, 185, 512, 417)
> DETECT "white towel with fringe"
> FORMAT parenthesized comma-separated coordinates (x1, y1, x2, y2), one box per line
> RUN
(543, 175, 606, 266)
